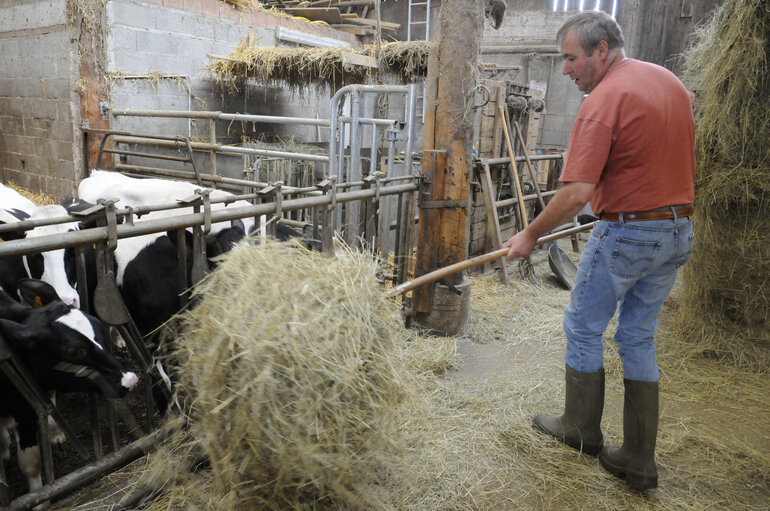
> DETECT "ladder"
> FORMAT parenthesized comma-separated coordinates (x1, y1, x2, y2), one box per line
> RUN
(407, 0, 430, 122)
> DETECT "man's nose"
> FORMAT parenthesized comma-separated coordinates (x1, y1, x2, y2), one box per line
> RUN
(562, 62, 570, 75)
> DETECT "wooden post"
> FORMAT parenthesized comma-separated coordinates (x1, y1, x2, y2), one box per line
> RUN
(413, 0, 484, 334)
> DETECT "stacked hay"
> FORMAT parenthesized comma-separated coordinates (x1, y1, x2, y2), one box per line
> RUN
(3, 181, 56, 206)
(681, 0, 770, 370)
(142, 241, 412, 510)
(206, 32, 431, 92)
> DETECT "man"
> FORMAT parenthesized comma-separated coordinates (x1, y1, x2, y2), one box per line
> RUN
(503, 11, 695, 490)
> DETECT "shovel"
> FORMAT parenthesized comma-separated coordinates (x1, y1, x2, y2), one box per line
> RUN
(387, 222, 595, 298)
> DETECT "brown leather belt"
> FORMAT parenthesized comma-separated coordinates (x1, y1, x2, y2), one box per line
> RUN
(599, 205, 693, 222)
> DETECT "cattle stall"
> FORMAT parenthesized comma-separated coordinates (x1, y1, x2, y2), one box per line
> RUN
(0, 171, 418, 508)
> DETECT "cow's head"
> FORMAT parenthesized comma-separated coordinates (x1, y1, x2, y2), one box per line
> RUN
(19, 206, 81, 308)
(0, 279, 138, 398)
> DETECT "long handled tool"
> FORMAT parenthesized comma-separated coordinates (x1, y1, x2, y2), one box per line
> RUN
(387, 222, 595, 298)
(512, 120, 547, 210)
(499, 106, 539, 286)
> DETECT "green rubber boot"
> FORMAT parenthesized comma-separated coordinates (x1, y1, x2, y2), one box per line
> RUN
(599, 379, 659, 490)
(532, 365, 604, 455)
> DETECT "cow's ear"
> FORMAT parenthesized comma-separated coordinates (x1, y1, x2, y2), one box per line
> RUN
(0, 289, 31, 322)
(17, 278, 61, 307)
(0, 318, 40, 349)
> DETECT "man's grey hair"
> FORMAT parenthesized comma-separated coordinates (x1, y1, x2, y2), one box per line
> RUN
(557, 11, 625, 56)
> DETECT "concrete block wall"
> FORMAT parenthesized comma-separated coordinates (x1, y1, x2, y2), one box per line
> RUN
(0, 0, 82, 198)
(105, 0, 359, 180)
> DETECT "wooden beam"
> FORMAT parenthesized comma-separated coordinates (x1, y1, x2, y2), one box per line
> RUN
(414, 0, 483, 324)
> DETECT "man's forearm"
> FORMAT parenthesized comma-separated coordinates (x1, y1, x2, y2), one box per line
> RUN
(525, 181, 595, 240)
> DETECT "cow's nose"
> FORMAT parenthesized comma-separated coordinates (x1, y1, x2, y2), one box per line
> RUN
(121, 372, 139, 390)
(62, 296, 79, 308)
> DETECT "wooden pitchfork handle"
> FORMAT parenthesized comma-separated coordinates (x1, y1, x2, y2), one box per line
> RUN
(386, 222, 596, 298)
(499, 106, 529, 228)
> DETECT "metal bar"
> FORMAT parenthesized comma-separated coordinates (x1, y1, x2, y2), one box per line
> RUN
(183, 136, 203, 186)
(219, 145, 329, 163)
(111, 136, 331, 163)
(496, 189, 558, 208)
(100, 148, 194, 162)
(346, 88, 362, 246)
(405, 84, 418, 175)
(0, 184, 419, 258)
(480, 153, 564, 165)
(338, 116, 399, 127)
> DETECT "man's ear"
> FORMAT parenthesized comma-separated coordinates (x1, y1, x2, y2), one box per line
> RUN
(595, 40, 610, 61)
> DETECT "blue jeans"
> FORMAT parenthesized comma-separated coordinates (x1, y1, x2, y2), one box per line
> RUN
(563, 215, 694, 382)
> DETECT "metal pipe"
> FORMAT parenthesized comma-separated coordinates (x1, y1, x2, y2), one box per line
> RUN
(481, 153, 563, 166)
(496, 189, 558, 208)
(369, 124, 378, 177)
(219, 113, 329, 126)
(110, 136, 329, 163)
(405, 84, 418, 176)
(102, 149, 193, 162)
(338, 116, 399, 127)
(329, 85, 410, 183)
(346, 88, 362, 245)
(220, 145, 329, 163)
(112, 109, 331, 127)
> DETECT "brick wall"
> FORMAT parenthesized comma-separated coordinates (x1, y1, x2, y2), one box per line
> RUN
(0, 0, 82, 198)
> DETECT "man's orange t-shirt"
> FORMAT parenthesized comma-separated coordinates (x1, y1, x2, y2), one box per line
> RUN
(560, 58, 695, 214)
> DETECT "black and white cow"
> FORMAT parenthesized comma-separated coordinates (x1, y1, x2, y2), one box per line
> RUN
(79, 170, 322, 251)
(78, 170, 256, 241)
(0, 279, 138, 492)
(74, 171, 321, 339)
(0, 183, 81, 308)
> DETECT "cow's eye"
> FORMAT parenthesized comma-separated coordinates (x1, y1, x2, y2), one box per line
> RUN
(69, 347, 88, 360)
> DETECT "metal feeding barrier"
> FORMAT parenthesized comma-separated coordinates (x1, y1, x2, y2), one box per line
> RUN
(0, 173, 419, 509)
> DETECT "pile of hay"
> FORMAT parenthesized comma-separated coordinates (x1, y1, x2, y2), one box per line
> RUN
(681, 0, 770, 370)
(141, 241, 413, 509)
(3, 181, 56, 205)
(207, 32, 431, 92)
(55, 243, 770, 510)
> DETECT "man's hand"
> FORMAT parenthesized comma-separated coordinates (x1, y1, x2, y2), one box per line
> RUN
(502, 229, 538, 261)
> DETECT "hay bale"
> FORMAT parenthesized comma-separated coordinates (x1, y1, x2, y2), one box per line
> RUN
(206, 33, 431, 92)
(147, 241, 412, 509)
(680, 0, 770, 370)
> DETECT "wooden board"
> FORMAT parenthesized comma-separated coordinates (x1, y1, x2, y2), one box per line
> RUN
(477, 80, 505, 159)
(340, 51, 377, 68)
(283, 7, 344, 24)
